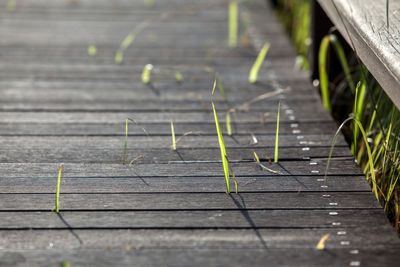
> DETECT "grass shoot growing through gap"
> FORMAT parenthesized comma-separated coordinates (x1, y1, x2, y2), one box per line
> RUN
(211, 80, 231, 193)
(274, 101, 280, 163)
(141, 64, 153, 84)
(88, 45, 97, 56)
(325, 116, 379, 200)
(115, 20, 151, 64)
(55, 164, 64, 213)
(7, 0, 16, 12)
(226, 109, 234, 136)
(228, 1, 238, 48)
(123, 118, 136, 164)
(249, 42, 270, 83)
(171, 120, 176, 151)
(226, 155, 238, 194)
(318, 35, 331, 111)
(316, 234, 330, 250)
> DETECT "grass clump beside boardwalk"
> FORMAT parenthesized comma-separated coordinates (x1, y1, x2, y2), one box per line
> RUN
(211, 80, 234, 194)
(277, 0, 400, 231)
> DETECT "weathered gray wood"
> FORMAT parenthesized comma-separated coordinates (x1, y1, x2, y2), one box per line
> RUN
(0, 175, 371, 193)
(317, 0, 400, 109)
(0, 160, 363, 178)
(2, 227, 398, 250)
(0, 0, 398, 265)
(0, 192, 381, 211)
(0, 122, 347, 137)
(0, 209, 389, 229)
(1, 247, 400, 267)
(0, 135, 351, 163)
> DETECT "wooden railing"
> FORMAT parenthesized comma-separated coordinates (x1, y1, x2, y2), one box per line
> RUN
(311, 0, 400, 109)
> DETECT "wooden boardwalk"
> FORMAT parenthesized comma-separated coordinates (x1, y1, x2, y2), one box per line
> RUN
(0, 0, 399, 266)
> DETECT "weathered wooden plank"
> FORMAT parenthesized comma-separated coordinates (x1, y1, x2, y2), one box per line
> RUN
(0, 160, 363, 178)
(0, 122, 346, 137)
(0, 145, 350, 164)
(0, 111, 332, 123)
(0, 175, 371, 193)
(0, 192, 381, 211)
(0, 247, 399, 267)
(317, 0, 400, 110)
(1, 227, 398, 250)
(0, 209, 389, 229)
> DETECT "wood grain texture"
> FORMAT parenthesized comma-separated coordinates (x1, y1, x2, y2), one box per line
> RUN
(0, 0, 398, 265)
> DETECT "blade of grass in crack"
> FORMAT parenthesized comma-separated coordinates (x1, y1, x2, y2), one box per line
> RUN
(253, 151, 260, 163)
(171, 120, 176, 150)
(316, 234, 329, 250)
(330, 34, 355, 93)
(7, 0, 16, 12)
(226, 155, 238, 194)
(228, 1, 238, 48)
(318, 35, 331, 111)
(141, 64, 153, 84)
(88, 45, 97, 56)
(175, 72, 184, 83)
(123, 118, 136, 164)
(325, 116, 379, 200)
(212, 80, 230, 193)
(61, 261, 71, 267)
(249, 42, 270, 83)
(226, 109, 234, 136)
(115, 20, 151, 64)
(274, 101, 280, 163)
(55, 164, 63, 213)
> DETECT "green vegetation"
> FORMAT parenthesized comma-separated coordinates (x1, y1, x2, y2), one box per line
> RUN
(141, 64, 153, 84)
(61, 261, 71, 267)
(275, 0, 310, 69)
(6, 0, 16, 12)
(171, 120, 176, 151)
(316, 234, 330, 250)
(115, 21, 150, 64)
(228, 1, 238, 48)
(278, 0, 400, 230)
(211, 80, 231, 193)
(88, 45, 97, 56)
(249, 42, 270, 83)
(226, 109, 234, 136)
(55, 164, 64, 213)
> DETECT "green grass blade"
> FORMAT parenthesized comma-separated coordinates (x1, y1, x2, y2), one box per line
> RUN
(249, 42, 270, 83)
(115, 49, 124, 65)
(211, 80, 230, 193)
(88, 45, 97, 56)
(141, 64, 153, 84)
(329, 34, 355, 92)
(274, 101, 280, 163)
(226, 111, 232, 136)
(226, 155, 238, 194)
(61, 261, 71, 267)
(318, 35, 331, 111)
(325, 116, 379, 200)
(228, 1, 238, 48)
(7, 0, 16, 12)
(253, 151, 260, 163)
(55, 164, 63, 213)
(171, 120, 176, 150)
(175, 72, 184, 83)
